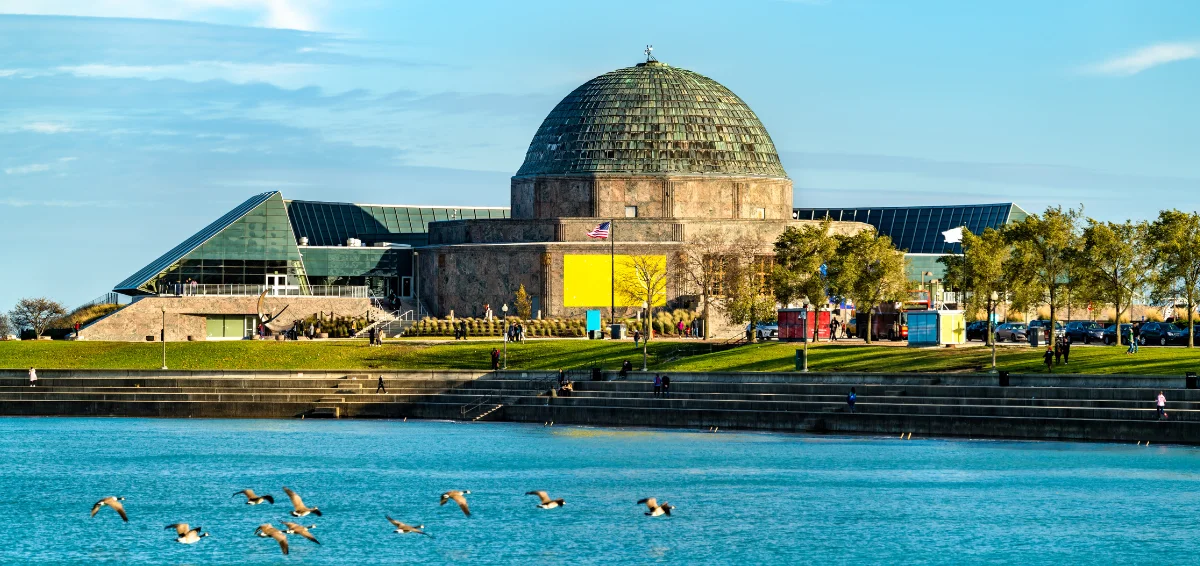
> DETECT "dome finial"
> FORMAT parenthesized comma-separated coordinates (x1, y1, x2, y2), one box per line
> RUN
(644, 44, 656, 63)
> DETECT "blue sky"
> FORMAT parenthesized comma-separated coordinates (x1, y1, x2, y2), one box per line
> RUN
(2, 0, 1199, 309)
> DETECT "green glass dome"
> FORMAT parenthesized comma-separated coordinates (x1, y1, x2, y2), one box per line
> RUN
(515, 60, 787, 178)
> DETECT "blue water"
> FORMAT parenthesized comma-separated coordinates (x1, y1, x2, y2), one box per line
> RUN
(1, 418, 1198, 565)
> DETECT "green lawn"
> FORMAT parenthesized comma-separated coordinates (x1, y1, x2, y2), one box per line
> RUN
(4, 339, 1200, 374)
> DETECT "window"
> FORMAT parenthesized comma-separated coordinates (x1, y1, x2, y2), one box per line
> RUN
(625, 206, 638, 218)
(752, 207, 766, 220)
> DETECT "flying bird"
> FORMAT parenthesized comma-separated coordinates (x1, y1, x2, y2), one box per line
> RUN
(637, 497, 674, 517)
(440, 490, 472, 516)
(283, 487, 322, 517)
(386, 515, 431, 536)
(90, 497, 128, 522)
(282, 522, 320, 545)
(525, 490, 565, 509)
(255, 523, 289, 555)
(165, 523, 209, 544)
(233, 489, 275, 505)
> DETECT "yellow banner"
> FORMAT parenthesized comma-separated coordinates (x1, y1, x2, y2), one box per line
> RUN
(563, 254, 667, 307)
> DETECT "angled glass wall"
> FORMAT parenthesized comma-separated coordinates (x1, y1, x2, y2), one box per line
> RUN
(286, 200, 510, 247)
(793, 203, 1022, 254)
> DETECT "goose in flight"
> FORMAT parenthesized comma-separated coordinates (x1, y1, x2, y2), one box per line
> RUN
(439, 490, 471, 516)
(281, 522, 320, 545)
(525, 490, 565, 509)
(254, 523, 289, 555)
(386, 515, 432, 536)
(283, 487, 322, 517)
(233, 489, 274, 505)
(165, 523, 209, 544)
(90, 497, 128, 522)
(637, 497, 674, 517)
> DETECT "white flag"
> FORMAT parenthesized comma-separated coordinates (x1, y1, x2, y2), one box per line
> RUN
(942, 226, 964, 243)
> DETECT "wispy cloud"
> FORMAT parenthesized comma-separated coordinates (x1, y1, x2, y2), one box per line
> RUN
(1084, 42, 1200, 76)
(58, 61, 322, 89)
(22, 121, 71, 134)
(0, 0, 324, 30)
(4, 162, 50, 175)
(0, 198, 123, 207)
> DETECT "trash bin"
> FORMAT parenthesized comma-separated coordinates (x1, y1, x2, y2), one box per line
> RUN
(587, 330, 598, 340)
(1029, 331, 1039, 348)
(591, 367, 603, 381)
(1188, 372, 1197, 390)
(795, 349, 806, 371)
(999, 370, 1010, 387)
(610, 324, 626, 340)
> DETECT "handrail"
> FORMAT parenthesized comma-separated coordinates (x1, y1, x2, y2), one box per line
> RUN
(164, 284, 370, 298)
(460, 391, 495, 416)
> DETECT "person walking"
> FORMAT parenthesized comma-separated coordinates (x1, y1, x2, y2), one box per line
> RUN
(847, 387, 856, 413)
(368, 327, 377, 347)
(677, 320, 685, 336)
(830, 319, 840, 342)
(661, 374, 671, 398)
(1157, 391, 1167, 419)
(28, 367, 37, 388)
(376, 375, 387, 394)
(653, 374, 662, 397)
(1127, 326, 1138, 354)
(491, 348, 501, 370)
(1043, 346, 1054, 373)
(1053, 337, 1062, 366)
(1062, 336, 1071, 364)
(633, 330, 641, 348)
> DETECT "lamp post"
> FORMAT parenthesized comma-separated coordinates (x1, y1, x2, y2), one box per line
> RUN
(921, 271, 933, 306)
(160, 306, 168, 370)
(641, 301, 649, 371)
(501, 303, 509, 370)
(930, 279, 941, 309)
(990, 291, 999, 373)
(412, 251, 420, 317)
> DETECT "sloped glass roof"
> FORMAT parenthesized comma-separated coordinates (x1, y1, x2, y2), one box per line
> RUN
(793, 203, 1026, 254)
(286, 200, 509, 247)
(516, 60, 786, 178)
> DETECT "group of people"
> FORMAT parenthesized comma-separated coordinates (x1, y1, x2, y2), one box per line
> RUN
(366, 326, 384, 346)
(652, 374, 671, 397)
(1042, 335, 1073, 371)
(453, 321, 469, 340)
(507, 323, 526, 343)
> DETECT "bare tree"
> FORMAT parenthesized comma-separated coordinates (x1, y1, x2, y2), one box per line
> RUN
(718, 237, 776, 342)
(9, 297, 67, 338)
(679, 232, 740, 340)
(0, 313, 11, 339)
(617, 255, 668, 369)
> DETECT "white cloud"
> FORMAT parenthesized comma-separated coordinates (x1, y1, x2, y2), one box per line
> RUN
(1085, 42, 1200, 76)
(4, 163, 50, 175)
(58, 61, 321, 89)
(0, 0, 323, 31)
(22, 122, 72, 134)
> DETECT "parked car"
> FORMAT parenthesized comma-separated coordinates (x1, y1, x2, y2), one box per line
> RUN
(1102, 323, 1136, 345)
(753, 322, 779, 341)
(994, 322, 1028, 343)
(1027, 320, 1065, 340)
(1065, 321, 1105, 344)
(965, 320, 990, 341)
(1136, 321, 1189, 346)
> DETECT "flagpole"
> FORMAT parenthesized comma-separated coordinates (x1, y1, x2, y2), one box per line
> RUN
(610, 218, 615, 329)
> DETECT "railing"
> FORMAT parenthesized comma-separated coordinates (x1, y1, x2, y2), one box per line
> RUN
(460, 391, 496, 417)
(396, 310, 415, 322)
(166, 284, 370, 298)
(74, 292, 130, 311)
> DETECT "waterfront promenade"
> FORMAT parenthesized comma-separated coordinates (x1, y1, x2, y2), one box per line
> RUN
(2, 368, 1197, 444)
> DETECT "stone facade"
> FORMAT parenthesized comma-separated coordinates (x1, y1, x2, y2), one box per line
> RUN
(510, 175, 793, 220)
(79, 295, 372, 342)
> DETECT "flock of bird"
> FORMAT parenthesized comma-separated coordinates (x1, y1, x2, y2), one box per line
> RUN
(89, 486, 673, 556)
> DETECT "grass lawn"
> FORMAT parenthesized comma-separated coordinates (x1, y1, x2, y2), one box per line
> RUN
(4, 339, 1200, 374)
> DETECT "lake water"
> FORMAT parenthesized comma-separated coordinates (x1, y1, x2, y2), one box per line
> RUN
(1, 418, 1197, 564)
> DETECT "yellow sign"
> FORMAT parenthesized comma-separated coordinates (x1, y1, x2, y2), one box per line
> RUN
(563, 254, 667, 308)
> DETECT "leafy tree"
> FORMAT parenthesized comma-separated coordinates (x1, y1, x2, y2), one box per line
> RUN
(1147, 210, 1200, 347)
(617, 255, 668, 368)
(8, 297, 67, 338)
(957, 227, 1010, 345)
(827, 229, 907, 344)
(770, 217, 838, 343)
(1004, 206, 1082, 352)
(0, 313, 11, 339)
(1082, 219, 1148, 345)
(513, 284, 533, 320)
(718, 239, 776, 343)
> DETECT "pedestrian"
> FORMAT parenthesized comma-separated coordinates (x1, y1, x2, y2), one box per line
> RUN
(557, 370, 566, 387)
(376, 375, 387, 394)
(307, 323, 315, 340)
(1043, 346, 1053, 372)
(1053, 337, 1062, 365)
(677, 320, 685, 336)
(830, 319, 840, 342)
(519, 323, 526, 343)
(619, 360, 631, 379)
(1157, 390, 1167, 419)
(28, 367, 37, 388)
(653, 374, 662, 397)
(633, 330, 641, 348)
(1127, 326, 1138, 354)
(662, 374, 671, 398)
(491, 348, 500, 370)
(368, 327, 377, 347)
(847, 387, 856, 413)
(1062, 336, 1071, 364)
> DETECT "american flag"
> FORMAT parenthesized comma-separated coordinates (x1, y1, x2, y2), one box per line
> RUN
(587, 221, 611, 239)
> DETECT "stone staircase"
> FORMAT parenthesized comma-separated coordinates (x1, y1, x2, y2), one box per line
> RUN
(3, 371, 1200, 443)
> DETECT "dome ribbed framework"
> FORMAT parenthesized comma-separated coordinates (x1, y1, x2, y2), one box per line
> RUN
(515, 61, 786, 178)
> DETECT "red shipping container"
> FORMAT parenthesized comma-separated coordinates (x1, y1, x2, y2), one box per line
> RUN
(777, 309, 831, 341)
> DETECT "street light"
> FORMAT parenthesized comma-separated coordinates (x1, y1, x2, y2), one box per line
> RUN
(929, 279, 941, 309)
(921, 271, 933, 306)
(501, 303, 509, 370)
(412, 251, 420, 317)
(990, 291, 999, 373)
(641, 301, 649, 371)
(160, 306, 168, 370)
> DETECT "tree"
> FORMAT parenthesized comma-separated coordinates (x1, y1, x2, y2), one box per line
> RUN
(0, 313, 11, 339)
(770, 218, 838, 344)
(9, 297, 67, 338)
(1147, 210, 1200, 347)
(957, 227, 1010, 345)
(1004, 206, 1082, 353)
(827, 229, 907, 344)
(1082, 219, 1148, 345)
(719, 239, 776, 343)
(679, 232, 739, 340)
(617, 255, 668, 369)
(513, 284, 533, 320)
